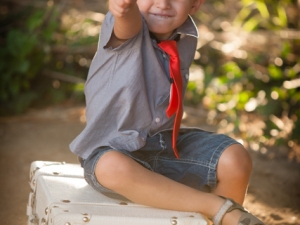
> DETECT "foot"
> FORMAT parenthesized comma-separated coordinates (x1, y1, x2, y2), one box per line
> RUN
(212, 197, 265, 225)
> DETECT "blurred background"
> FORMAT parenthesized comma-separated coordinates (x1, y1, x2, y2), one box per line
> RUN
(1, 0, 299, 161)
(1, 1, 300, 225)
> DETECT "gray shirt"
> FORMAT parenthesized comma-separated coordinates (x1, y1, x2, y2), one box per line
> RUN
(70, 12, 198, 159)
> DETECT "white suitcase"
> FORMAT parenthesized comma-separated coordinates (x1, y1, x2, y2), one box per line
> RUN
(27, 161, 209, 225)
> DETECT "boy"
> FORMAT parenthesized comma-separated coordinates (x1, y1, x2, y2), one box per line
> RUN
(70, 0, 265, 224)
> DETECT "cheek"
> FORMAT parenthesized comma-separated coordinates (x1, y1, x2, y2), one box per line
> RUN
(174, 3, 192, 15)
(136, 1, 150, 12)
(176, 9, 191, 21)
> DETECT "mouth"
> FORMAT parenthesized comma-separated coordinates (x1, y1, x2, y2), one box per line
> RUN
(150, 13, 173, 18)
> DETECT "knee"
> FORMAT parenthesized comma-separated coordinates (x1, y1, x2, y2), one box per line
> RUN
(95, 151, 134, 190)
(218, 144, 252, 179)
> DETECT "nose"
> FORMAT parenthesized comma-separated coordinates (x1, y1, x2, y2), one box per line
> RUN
(155, 0, 171, 9)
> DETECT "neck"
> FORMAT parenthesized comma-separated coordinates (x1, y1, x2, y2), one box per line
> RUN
(149, 30, 180, 43)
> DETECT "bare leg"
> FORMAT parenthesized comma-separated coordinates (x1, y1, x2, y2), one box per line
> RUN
(212, 144, 252, 205)
(95, 150, 249, 224)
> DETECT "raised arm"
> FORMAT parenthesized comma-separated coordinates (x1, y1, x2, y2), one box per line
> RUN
(107, 0, 142, 48)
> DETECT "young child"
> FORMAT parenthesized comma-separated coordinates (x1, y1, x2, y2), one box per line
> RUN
(70, 0, 265, 224)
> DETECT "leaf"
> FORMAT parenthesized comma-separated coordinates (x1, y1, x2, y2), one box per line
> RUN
(26, 10, 44, 31)
(281, 41, 291, 58)
(234, 7, 252, 27)
(42, 8, 59, 41)
(17, 60, 30, 73)
(241, 0, 254, 5)
(222, 62, 242, 78)
(203, 66, 215, 87)
(239, 91, 251, 104)
(243, 16, 260, 31)
(187, 81, 197, 91)
(7, 30, 23, 56)
(286, 67, 297, 79)
(291, 92, 300, 102)
(42, 20, 58, 41)
(272, 87, 287, 100)
(7, 30, 37, 57)
(277, 4, 287, 27)
(73, 83, 84, 91)
(256, 1, 270, 19)
(268, 65, 283, 80)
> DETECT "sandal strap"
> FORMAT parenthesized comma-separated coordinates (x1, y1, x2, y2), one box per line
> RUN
(213, 196, 264, 225)
(212, 199, 234, 225)
(219, 196, 248, 214)
(227, 201, 248, 214)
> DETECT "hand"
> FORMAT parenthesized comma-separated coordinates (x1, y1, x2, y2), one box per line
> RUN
(109, 0, 137, 17)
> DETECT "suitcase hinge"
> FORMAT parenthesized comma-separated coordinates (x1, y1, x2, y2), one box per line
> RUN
(30, 218, 39, 224)
(28, 216, 39, 225)
(41, 217, 48, 225)
(27, 191, 37, 217)
(30, 167, 40, 183)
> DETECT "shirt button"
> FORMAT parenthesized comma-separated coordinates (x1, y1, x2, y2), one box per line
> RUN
(185, 73, 189, 80)
(163, 54, 167, 58)
(155, 117, 161, 123)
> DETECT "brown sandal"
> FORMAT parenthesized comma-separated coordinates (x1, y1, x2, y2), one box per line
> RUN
(212, 197, 265, 225)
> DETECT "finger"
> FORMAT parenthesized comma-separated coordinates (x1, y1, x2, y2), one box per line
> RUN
(116, 0, 131, 8)
(110, 1, 130, 17)
(123, 0, 136, 5)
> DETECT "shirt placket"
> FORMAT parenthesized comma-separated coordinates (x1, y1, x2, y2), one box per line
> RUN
(148, 40, 173, 134)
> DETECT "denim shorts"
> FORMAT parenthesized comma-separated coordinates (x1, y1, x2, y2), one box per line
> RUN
(80, 128, 240, 193)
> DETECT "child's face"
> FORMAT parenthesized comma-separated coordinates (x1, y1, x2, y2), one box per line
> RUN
(137, 0, 202, 40)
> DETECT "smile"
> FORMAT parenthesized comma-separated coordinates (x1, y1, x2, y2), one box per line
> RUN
(151, 13, 172, 18)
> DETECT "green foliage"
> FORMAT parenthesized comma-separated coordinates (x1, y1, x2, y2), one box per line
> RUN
(234, 0, 290, 31)
(0, 3, 93, 114)
(0, 4, 59, 114)
(188, 0, 300, 159)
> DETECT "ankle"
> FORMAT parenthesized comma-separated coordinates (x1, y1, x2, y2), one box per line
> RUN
(211, 197, 242, 225)
(211, 198, 233, 224)
(205, 195, 226, 219)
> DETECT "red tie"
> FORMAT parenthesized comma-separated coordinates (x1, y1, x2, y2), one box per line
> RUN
(158, 40, 183, 159)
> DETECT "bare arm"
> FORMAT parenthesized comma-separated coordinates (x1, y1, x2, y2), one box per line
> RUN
(107, 0, 142, 48)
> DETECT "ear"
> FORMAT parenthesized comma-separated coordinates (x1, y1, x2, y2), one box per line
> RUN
(189, 0, 204, 15)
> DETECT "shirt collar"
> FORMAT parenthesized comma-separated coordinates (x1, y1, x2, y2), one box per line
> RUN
(176, 15, 198, 38)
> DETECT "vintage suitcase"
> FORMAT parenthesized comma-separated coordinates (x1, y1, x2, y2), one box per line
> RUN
(27, 161, 209, 225)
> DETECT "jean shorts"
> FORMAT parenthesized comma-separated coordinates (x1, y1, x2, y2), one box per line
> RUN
(80, 128, 240, 193)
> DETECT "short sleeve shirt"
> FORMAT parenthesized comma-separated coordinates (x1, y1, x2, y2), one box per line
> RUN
(70, 12, 199, 159)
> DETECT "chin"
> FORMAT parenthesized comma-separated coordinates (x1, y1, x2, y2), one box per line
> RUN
(149, 28, 173, 38)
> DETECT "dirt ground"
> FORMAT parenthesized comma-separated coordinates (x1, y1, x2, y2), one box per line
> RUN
(0, 104, 299, 225)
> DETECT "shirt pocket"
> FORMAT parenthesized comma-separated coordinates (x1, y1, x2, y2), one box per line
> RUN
(156, 92, 169, 107)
